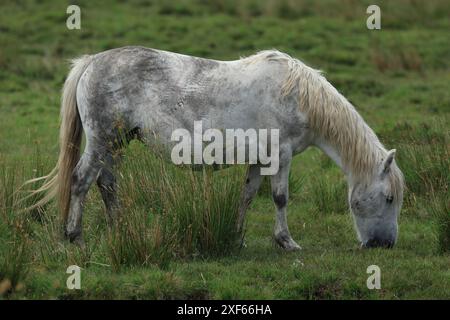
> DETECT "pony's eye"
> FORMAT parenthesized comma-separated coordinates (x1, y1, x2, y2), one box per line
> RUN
(386, 195, 394, 204)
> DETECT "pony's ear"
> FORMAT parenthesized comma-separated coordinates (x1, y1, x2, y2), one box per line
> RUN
(381, 149, 396, 176)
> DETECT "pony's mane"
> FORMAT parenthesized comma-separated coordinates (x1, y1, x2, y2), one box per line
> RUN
(245, 50, 404, 200)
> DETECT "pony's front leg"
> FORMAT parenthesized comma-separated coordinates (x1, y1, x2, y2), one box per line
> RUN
(271, 151, 301, 251)
(237, 165, 263, 233)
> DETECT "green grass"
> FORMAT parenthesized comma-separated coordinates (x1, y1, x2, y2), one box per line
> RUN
(108, 143, 245, 270)
(0, 0, 449, 299)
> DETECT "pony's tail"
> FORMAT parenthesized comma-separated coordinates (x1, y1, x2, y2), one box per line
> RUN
(25, 55, 93, 223)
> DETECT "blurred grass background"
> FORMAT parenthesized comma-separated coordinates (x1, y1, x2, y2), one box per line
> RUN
(0, 0, 449, 299)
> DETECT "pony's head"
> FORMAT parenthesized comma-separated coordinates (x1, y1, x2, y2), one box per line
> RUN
(349, 149, 404, 248)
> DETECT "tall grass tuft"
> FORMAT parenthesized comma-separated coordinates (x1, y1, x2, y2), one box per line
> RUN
(107, 143, 246, 270)
(0, 164, 32, 296)
(381, 121, 449, 205)
(0, 231, 31, 296)
(308, 175, 348, 215)
(380, 120, 449, 252)
(428, 195, 450, 254)
(107, 207, 172, 270)
(18, 145, 51, 221)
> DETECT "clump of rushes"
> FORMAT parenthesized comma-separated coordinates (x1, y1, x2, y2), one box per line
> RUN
(428, 195, 450, 254)
(381, 120, 449, 205)
(0, 164, 31, 297)
(107, 142, 246, 270)
(379, 119, 449, 252)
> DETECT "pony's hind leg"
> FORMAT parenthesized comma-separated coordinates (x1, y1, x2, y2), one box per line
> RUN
(96, 128, 140, 225)
(271, 149, 301, 251)
(65, 146, 104, 244)
(96, 153, 120, 226)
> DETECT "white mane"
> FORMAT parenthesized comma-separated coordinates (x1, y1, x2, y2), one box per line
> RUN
(245, 50, 404, 200)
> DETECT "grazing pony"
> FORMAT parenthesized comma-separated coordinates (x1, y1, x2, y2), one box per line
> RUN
(30, 47, 404, 250)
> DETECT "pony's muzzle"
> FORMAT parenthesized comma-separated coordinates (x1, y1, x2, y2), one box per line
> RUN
(362, 236, 395, 249)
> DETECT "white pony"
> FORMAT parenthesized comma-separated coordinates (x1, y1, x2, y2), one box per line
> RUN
(30, 47, 404, 250)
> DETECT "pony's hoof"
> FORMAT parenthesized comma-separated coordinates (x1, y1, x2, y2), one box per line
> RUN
(65, 229, 84, 247)
(274, 232, 302, 251)
(72, 237, 86, 249)
(236, 236, 247, 249)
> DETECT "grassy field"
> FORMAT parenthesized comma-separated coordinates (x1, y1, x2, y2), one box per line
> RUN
(0, 0, 449, 299)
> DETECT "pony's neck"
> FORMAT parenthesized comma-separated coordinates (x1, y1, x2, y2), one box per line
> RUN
(314, 133, 383, 189)
(315, 138, 350, 179)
